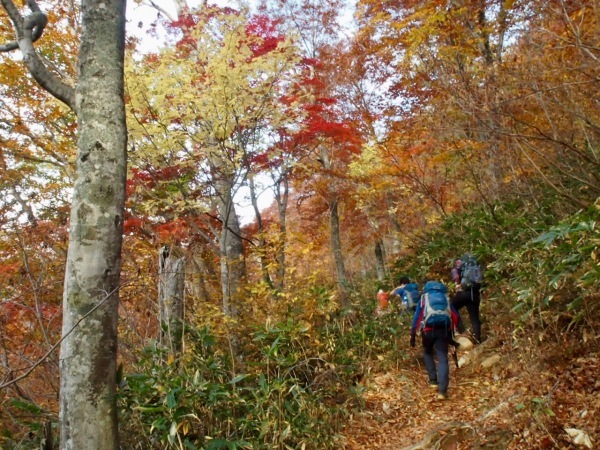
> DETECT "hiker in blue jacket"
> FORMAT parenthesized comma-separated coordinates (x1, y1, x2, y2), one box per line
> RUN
(410, 280, 459, 400)
(390, 276, 420, 313)
(451, 256, 483, 343)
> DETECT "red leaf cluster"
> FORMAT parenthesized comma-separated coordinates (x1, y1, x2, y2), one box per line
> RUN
(155, 218, 189, 241)
(245, 15, 284, 58)
(123, 217, 145, 234)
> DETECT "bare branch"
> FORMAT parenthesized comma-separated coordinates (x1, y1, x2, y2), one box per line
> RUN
(146, 0, 177, 23)
(0, 285, 121, 391)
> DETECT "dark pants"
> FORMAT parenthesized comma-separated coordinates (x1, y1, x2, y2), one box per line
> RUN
(421, 327, 451, 394)
(451, 285, 481, 343)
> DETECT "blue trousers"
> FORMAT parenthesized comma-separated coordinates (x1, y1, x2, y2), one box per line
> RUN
(421, 327, 451, 394)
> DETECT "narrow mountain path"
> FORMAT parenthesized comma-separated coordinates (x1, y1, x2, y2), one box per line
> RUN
(339, 318, 599, 449)
(340, 338, 513, 449)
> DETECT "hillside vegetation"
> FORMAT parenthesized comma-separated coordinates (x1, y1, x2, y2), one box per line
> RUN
(0, 0, 598, 448)
(3, 194, 598, 449)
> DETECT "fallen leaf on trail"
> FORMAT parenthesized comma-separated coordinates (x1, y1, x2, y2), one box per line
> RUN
(564, 428, 593, 448)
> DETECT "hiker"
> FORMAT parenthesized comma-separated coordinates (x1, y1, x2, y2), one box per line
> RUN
(375, 289, 390, 317)
(451, 254, 483, 343)
(410, 280, 459, 400)
(390, 276, 420, 313)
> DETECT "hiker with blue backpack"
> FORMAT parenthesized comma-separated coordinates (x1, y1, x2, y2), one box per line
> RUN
(451, 254, 483, 343)
(410, 280, 459, 400)
(390, 276, 420, 313)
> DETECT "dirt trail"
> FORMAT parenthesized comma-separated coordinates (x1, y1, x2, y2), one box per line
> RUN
(339, 324, 599, 449)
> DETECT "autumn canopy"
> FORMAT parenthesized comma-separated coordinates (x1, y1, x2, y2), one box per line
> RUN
(0, 0, 599, 448)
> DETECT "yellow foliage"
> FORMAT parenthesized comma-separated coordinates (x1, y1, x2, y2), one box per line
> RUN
(124, 8, 307, 218)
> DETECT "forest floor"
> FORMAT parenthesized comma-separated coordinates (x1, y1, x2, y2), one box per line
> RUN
(339, 304, 599, 449)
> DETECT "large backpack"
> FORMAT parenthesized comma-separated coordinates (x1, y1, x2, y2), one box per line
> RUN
(402, 283, 420, 309)
(421, 281, 451, 328)
(460, 254, 483, 288)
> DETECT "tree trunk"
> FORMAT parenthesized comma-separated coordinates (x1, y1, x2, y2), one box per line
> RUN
(0, 0, 127, 446)
(42, 421, 53, 450)
(58, 1, 127, 448)
(248, 174, 273, 288)
(216, 187, 245, 363)
(329, 197, 350, 308)
(374, 239, 386, 281)
(158, 246, 185, 356)
(274, 175, 289, 290)
(219, 198, 246, 317)
(210, 155, 246, 318)
(320, 146, 350, 308)
(190, 253, 212, 303)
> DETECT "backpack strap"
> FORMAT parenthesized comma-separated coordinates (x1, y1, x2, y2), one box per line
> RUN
(419, 293, 428, 331)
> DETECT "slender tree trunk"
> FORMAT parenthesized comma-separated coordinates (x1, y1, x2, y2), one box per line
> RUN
(274, 175, 289, 290)
(329, 197, 350, 308)
(191, 253, 211, 303)
(216, 188, 246, 363)
(58, 1, 127, 448)
(385, 195, 403, 255)
(158, 246, 185, 356)
(248, 174, 273, 287)
(219, 200, 246, 317)
(210, 155, 246, 317)
(374, 239, 386, 281)
(390, 216, 404, 253)
(320, 146, 350, 308)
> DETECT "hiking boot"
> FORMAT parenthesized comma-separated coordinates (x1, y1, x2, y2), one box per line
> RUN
(428, 380, 439, 388)
(437, 392, 448, 400)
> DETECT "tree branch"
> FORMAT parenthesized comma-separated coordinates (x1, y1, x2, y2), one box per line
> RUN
(0, 0, 76, 110)
(0, 285, 121, 391)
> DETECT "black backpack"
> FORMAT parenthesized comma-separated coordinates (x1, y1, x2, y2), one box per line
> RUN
(460, 254, 483, 288)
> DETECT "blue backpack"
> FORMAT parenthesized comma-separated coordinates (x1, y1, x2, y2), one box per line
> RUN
(402, 283, 420, 309)
(421, 281, 451, 327)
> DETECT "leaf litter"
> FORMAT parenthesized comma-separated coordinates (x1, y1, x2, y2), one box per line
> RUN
(339, 318, 599, 449)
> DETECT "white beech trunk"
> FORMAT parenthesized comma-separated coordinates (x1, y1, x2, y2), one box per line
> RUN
(329, 197, 350, 308)
(0, 0, 127, 445)
(158, 247, 185, 356)
(209, 154, 246, 318)
(248, 174, 273, 288)
(57, 1, 127, 448)
(218, 191, 246, 318)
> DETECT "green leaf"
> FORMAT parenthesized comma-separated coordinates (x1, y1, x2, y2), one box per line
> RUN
(206, 438, 229, 450)
(531, 231, 558, 247)
(151, 417, 168, 432)
(135, 405, 166, 413)
(166, 388, 180, 409)
(229, 373, 249, 384)
(268, 335, 281, 356)
(10, 398, 43, 415)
